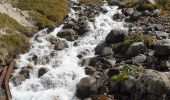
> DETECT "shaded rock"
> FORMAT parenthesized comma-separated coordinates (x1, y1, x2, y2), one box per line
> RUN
(98, 86, 109, 94)
(38, 67, 49, 78)
(107, 68, 120, 78)
(57, 29, 79, 41)
(154, 39, 170, 56)
(160, 60, 170, 71)
(85, 66, 96, 75)
(126, 42, 147, 57)
(112, 13, 125, 21)
(95, 42, 113, 56)
(105, 29, 128, 44)
(131, 10, 142, 20)
(132, 54, 147, 65)
(76, 76, 96, 99)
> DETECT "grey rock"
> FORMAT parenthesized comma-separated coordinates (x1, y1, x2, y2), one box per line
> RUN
(12, 75, 26, 86)
(76, 76, 96, 99)
(126, 42, 147, 57)
(132, 54, 147, 65)
(95, 42, 113, 56)
(154, 39, 170, 56)
(105, 29, 128, 44)
(57, 29, 79, 41)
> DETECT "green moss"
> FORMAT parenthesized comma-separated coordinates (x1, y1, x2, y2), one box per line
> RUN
(140, 3, 158, 11)
(122, 34, 154, 47)
(0, 13, 28, 33)
(111, 64, 144, 81)
(80, 0, 102, 5)
(11, 0, 69, 29)
(0, 33, 29, 54)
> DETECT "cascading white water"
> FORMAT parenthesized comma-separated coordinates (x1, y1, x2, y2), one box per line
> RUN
(10, 1, 127, 100)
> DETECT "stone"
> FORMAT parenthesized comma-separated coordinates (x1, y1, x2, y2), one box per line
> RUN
(160, 60, 170, 71)
(154, 39, 170, 56)
(57, 29, 79, 41)
(85, 66, 96, 76)
(139, 70, 170, 96)
(107, 68, 120, 78)
(105, 29, 128, 44)
(19, 68, 30, 79)
(38, 67, 49, 78)
(122, 8, 134, 16)
(126, 42, 147, 58)
(132, 54, 147, 65)
(95, 42, 113, 57)
(12, 75, 26, 86)
(76, 76, 96, 99)
(112, 13, 125, 21)
(98, 86, 109, 94)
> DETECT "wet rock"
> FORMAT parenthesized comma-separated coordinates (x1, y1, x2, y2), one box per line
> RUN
(27, 63, 34, 69)
(57, 29, 79, 41)
(112, 13, 125, 21)
(32, 55, 38, 64)
(95, 42, 113, 57)
(38, 67, 49, 78)
(47, 36, 68, 50)
(154, 39, 170, 56)
(12, 75, 26, 86)
(85, 66, 96, 75)
(47, 24, 56, 33)
(19, 68, 30, 79)
(107, 0, 125, 8)
(76, 76, 96, 99)
(126, 42, 147, 58)
(105, 29, 128, 44)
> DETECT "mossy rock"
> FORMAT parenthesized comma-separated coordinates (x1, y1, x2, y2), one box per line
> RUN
(122, 34, 154, 47)
(139, 3, 158, 11)
(80, 0, 102, 5)
(111, 64, 144, 81)
(11, 0, 69, 29)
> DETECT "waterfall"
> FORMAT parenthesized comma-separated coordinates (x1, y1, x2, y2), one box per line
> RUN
(10, 1, 126, 100)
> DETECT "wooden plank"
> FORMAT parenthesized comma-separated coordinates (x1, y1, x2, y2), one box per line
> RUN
(0, 66, 8, 87)
(5, 61, 15, 100)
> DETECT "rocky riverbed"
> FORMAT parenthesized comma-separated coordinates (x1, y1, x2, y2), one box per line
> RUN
(2, 0, 170, 100)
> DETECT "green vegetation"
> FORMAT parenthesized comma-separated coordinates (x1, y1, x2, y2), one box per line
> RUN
(111, 64, 144, 81)
(0, 33, 29, 54)
(122, 34, 154, 47)
(0, 13, 28, 33)
(80, 0, 102, 5)
(11, 0, 69, 29)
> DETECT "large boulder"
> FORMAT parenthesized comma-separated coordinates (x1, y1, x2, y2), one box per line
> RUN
(76, 76, 96, 99)
(95, 42, 113, 57)
(105, 29, 128, 44)
(57, 29, 79, 41)
(126, 42, 147, 57)
(139, 70, 170, 100)
(154, 39, 170, 56)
